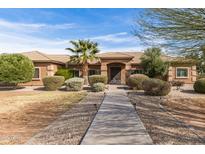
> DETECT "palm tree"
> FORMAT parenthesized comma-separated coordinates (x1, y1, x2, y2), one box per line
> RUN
(66, 40, 100, 84)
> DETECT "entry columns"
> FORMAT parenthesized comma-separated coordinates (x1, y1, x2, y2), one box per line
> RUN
(101, 63, 108, 82)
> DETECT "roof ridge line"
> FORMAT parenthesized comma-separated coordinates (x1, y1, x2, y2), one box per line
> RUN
(35, 51, 53, 61)
(47, 54, 70, 56)
(35, 51, 66, 64)
(98, 52, 133, 56)
(119, 52, 135, 57)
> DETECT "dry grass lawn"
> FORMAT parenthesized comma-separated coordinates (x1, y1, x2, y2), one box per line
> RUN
(0, 90, 87, 144)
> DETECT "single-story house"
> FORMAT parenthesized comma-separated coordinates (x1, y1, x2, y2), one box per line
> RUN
(21, 51, 70, 86)
(20, 51, 197, 86)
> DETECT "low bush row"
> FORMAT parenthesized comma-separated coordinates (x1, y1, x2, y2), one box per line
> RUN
(127, 74, 171, 96)
(42, 74, 107, 92)
(127, 73, 205, 95)
(42, 74, 205, 95)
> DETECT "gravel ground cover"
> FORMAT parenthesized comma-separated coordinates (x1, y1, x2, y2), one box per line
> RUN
(128, 91, 205, 144)
(162, 89, 205, 142)
(26, 92, 105, 145)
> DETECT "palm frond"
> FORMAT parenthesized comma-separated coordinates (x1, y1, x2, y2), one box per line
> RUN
(65, 48, 75, 53)
(70, 40, 79, 48)
(66, 39, 100, 64)
(69, 55, 81, 64)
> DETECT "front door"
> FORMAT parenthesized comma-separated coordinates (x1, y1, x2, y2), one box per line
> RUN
(110, 67, 121, 84)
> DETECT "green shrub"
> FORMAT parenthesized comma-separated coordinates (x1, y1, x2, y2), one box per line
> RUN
(0, 54, 34, 85)
(140, 47, 169, 78)
(92, 82, 105, 92)
(194, 78, 205, 93)
(55, 68, 73, 80)
(142, 78, 171, 96)
(65, 77, 84, 91)
(88, 75, 107, 86)
(43, 76, 65, 91)
(127, 74, 149, 90)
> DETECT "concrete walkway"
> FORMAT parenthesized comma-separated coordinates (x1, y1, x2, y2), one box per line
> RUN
(81, 86, 153, 145)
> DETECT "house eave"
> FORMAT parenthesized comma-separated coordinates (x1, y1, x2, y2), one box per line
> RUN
(33, 60, 65, 65)
(99, 57, 133, 60)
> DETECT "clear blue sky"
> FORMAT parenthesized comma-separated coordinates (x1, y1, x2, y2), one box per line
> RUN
(0, 8, 145, 54)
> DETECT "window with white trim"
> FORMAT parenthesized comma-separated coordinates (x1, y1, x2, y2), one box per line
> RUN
(33, 67, 40, 79)
(176, 68, 189, 78)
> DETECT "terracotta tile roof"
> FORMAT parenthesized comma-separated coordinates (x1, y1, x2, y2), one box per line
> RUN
(47, 54, 70, 63)
(170, 57, 197, 64)
(97, 51, 174, 64)
(21, 51, 50, 61)
(21, 51, 70, 64)
(20, 51, 174, 65)
(121, 52, 144, 64)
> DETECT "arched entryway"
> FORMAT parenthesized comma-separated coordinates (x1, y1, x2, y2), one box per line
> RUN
(107, 63, 125, 84)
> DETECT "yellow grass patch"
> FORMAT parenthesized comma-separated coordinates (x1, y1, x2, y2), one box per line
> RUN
(0, 91, 87, 144)
(0, 91, 86, 113)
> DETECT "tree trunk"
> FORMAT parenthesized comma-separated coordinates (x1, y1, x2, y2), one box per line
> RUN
(82, 62, 88, 85)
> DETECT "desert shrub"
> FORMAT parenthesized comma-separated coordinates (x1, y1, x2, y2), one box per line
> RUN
(0, 54, 34, 85)
(142, 78, 171, 96)
(65, 77, 84, 91)
(92, 82, 105, 92)
(194, 78, 205, 93)
(127, 74, 149, 90)
(55, 68, 73, 80)
(43, 76, 65, 91)
(88, 75, 107, 86)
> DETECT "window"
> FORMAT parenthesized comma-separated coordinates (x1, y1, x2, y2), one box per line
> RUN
(71, 70, 80, 77)
(176, 68, 189, 78)
(130, 69, 144, 75)
(89, 69, 101, 76)
(33, 67, 40, 80)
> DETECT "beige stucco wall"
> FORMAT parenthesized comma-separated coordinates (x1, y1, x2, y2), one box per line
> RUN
(21, 58, 198, 86)
(100, 59, 133, 84)
(168, 65, 197, 84)
(21, 62, 62, 86)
